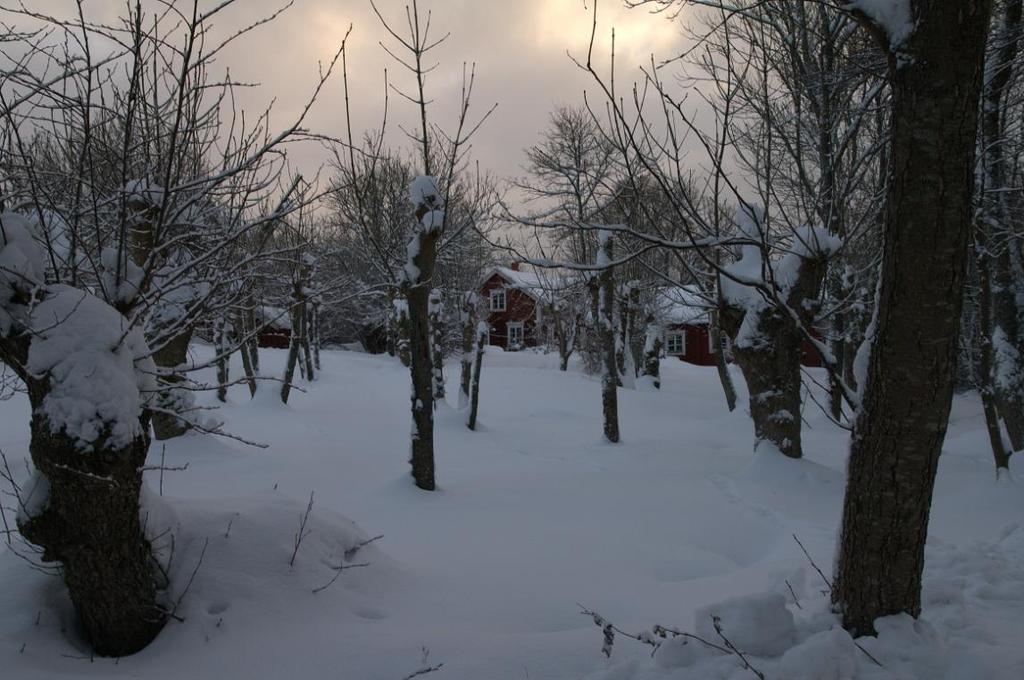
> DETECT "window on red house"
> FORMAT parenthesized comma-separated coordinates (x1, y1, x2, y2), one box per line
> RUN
(490, 288, 506, 311)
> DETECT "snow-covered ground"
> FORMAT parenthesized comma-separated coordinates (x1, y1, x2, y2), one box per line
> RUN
(1, 347, 1022, 679)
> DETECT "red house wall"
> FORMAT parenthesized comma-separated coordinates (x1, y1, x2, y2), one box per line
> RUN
(668, 322, 823, 368)
(480, 273, 539, 349)
(667, 323, 717, 366)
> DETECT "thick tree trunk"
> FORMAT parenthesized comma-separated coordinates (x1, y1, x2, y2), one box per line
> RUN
(467, 321, 487, 431)
(19, 415, 164, 656)
(720, 256, 827, 459)
(151, 328, 194, 440)
(721, 306, 806, 458)
(834, 0, 992, 637)
(983, 0, 1024, 455)
(407, 280, 436, 489)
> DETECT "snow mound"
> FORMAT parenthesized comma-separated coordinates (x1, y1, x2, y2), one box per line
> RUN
(140, 490, 399, 629)
(777, 627, 857, 680)
(694, 592, 796, 657)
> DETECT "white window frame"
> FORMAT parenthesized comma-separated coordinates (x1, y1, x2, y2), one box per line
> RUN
(507, 321, 524, 348)
(489, 288, 507, 312)
(666, 330, 686, 356)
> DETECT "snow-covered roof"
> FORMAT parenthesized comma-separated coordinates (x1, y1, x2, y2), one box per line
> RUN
(655, 285, 712, 326)
(481, 266, 574, 303)
(258, 305, 292, 331)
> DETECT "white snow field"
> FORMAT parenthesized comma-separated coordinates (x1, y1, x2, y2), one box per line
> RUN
(1, 347, 1022, 679)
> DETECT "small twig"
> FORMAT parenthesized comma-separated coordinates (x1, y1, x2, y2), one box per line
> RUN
(170, 537, 209, 620)
(579, 606, 731, 659)
(785, 579, 803, 609)
(793, 534, 833, 591)
(289, 491, 314, 567)
(311, 561, 370, 594)
(402, 647, 444, 679)
(224, 514, 238, 539)
(712, 616, 765, 680)
(344, 534, 384, 561)
(854, 640, 885, 668)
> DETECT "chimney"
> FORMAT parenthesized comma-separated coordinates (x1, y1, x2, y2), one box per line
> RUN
(509, 261, 520, 271)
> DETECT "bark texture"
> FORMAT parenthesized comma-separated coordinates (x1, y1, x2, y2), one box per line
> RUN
(720, 257, 828, 459)
(404, 199, 442, 490)
(834, 0, 993, 637)
(467, 321, 486, 431)
(151, 328, 193, 440)
(18, 411, 164, 656)
(597, 238, 620, 443)
(458, 293, 478, 410)
(981, 0, 1024, 460)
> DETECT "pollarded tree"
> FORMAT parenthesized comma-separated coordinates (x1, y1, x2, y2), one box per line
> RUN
(0, 0, 342, 654)
(371, 0, 494, 490)
(719, 205, 838, 459)
(1, 212, 164, 656)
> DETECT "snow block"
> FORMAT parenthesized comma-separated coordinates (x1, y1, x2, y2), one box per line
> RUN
(694, 592, 796, 657)
(777, 628, 857, 680)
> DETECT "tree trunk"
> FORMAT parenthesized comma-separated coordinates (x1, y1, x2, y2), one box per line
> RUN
(458, 293, 477, 410)
(214, 317, 230, 403)
(711, 303, 738, 412)
(467, 321, 487, 431)
(151, 328, 194, 440)
(280, 302, 302, 405)
(977, 232, 1012, 471)
(403, 196, 442, 489)
(300, 301, 315, 382)
(429, 288, 445, 403)
(598, 233, 620, 443)
(234, 307, 257, 398)
(640, 316, 662, 389)
(983, 0, 1024, 455)
(311, 301, 322, 371)
(19, 414, 164, 656)
(720, 255, 827, 459)
(246, 301, 261, 375)
(721, 305, 806, 458)
(396, 299, 411, 368)
(406, 279, 437, 489)
(834, 0, 992, 637)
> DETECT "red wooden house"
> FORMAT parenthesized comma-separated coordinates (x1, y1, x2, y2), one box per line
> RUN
(479, 264, 559, 350)
(256, 305, 292, 349)
(656, 286, 823, 368)
(657, 286, 721, 366)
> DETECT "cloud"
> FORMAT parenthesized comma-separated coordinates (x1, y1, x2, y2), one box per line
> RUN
(24, 0, 685, 183)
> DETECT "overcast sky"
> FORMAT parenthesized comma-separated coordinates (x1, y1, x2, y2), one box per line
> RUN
(29, 0, 687, 185)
